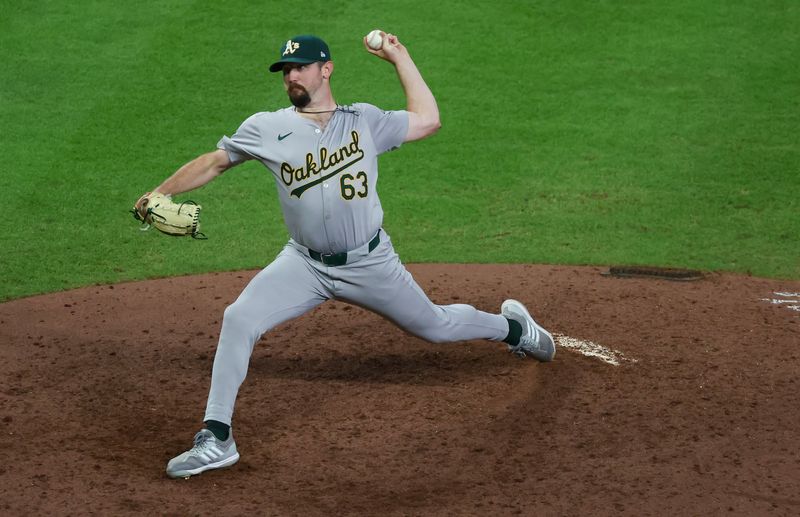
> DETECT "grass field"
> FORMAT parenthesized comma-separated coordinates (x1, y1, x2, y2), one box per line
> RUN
(1, 0, 798, 300)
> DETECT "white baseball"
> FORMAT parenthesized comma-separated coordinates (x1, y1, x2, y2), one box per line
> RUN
(366, 29, 383, 50)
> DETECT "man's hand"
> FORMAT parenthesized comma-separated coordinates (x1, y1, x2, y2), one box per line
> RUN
(363, 32, 409, 64)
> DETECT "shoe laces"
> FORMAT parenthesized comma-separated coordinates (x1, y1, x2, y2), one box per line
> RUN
(508, 336, 541, 357)
(190, 431, 216, 453)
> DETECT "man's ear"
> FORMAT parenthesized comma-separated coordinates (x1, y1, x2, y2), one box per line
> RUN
(322, 61, 334, 79)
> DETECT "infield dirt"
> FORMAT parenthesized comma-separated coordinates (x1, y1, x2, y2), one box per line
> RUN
(1, 265, 799, 515)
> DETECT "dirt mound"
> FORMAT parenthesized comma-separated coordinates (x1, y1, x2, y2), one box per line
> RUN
(1, 264, 798, 515)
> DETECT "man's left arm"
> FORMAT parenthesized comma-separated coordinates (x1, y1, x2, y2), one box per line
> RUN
(365, 32, 441, 142)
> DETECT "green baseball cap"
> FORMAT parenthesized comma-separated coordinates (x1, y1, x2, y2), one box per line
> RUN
(268, 35, 331, 73)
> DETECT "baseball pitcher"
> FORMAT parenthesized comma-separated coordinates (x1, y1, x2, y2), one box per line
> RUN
(134, 32, 555, 479)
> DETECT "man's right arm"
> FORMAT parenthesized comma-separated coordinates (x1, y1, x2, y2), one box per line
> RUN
(136, 149, 233, 212)
(154, 149, 233, 196)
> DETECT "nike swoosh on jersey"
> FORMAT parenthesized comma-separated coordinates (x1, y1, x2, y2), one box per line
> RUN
(278, 132, 293, 141)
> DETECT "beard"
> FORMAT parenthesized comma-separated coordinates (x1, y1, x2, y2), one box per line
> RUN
(288, 84, 311, 108)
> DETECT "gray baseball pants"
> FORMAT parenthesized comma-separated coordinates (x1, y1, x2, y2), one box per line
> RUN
(204, 231, 509, 425)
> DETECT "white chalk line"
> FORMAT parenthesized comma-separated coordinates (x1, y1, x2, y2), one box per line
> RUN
(761, 292, 800, 312)
(761, 299, 800, 304)
(553, 333, 637, 367)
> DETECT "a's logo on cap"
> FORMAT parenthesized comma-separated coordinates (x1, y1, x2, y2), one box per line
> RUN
(283, 40, 300, 56)
(321, 51, 326, 58)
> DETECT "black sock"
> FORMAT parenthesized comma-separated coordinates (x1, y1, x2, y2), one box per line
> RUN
(204, 419, 230, 441)
(503, 318, 522, 347)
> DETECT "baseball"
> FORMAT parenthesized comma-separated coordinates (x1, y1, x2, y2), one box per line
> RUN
(366, 29, 383, 50)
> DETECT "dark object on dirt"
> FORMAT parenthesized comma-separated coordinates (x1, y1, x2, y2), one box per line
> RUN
(603, 266, 705, 281)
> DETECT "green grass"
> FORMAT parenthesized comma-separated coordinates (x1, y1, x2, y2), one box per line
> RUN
(1, 0, 798, 300)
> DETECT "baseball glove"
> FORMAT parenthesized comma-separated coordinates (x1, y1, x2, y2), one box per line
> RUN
(131, 192, 206, 239)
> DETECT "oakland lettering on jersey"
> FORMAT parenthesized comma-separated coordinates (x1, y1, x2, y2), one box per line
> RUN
(281, 131, 365, 198)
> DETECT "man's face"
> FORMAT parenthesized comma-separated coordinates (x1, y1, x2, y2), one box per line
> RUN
(282, 62, 324, 108)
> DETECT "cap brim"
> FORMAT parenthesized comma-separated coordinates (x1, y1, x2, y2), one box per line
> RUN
(268, 57, 319, 73)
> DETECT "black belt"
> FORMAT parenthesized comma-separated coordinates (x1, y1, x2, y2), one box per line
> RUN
(308, 231, 381, 266)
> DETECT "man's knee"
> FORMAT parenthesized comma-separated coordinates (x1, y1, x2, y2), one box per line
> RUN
(222, 302, 245, 326)
(398, 308, 457, 344)
(221, 302, 262, 342)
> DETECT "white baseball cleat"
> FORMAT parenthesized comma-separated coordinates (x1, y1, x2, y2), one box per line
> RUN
(166, 429, 239, 479)
(501, 299, 556, 362)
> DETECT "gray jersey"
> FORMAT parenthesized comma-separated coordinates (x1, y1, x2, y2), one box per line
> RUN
(217, 103, 409, 253)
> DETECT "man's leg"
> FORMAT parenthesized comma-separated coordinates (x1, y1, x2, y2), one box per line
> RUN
(167, 245, 331, 478)
(204, 245, 331, 425)
(331, 237, 509, 344)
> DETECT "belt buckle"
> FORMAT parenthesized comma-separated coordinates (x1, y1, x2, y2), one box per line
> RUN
(320, 252, 347, 266)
